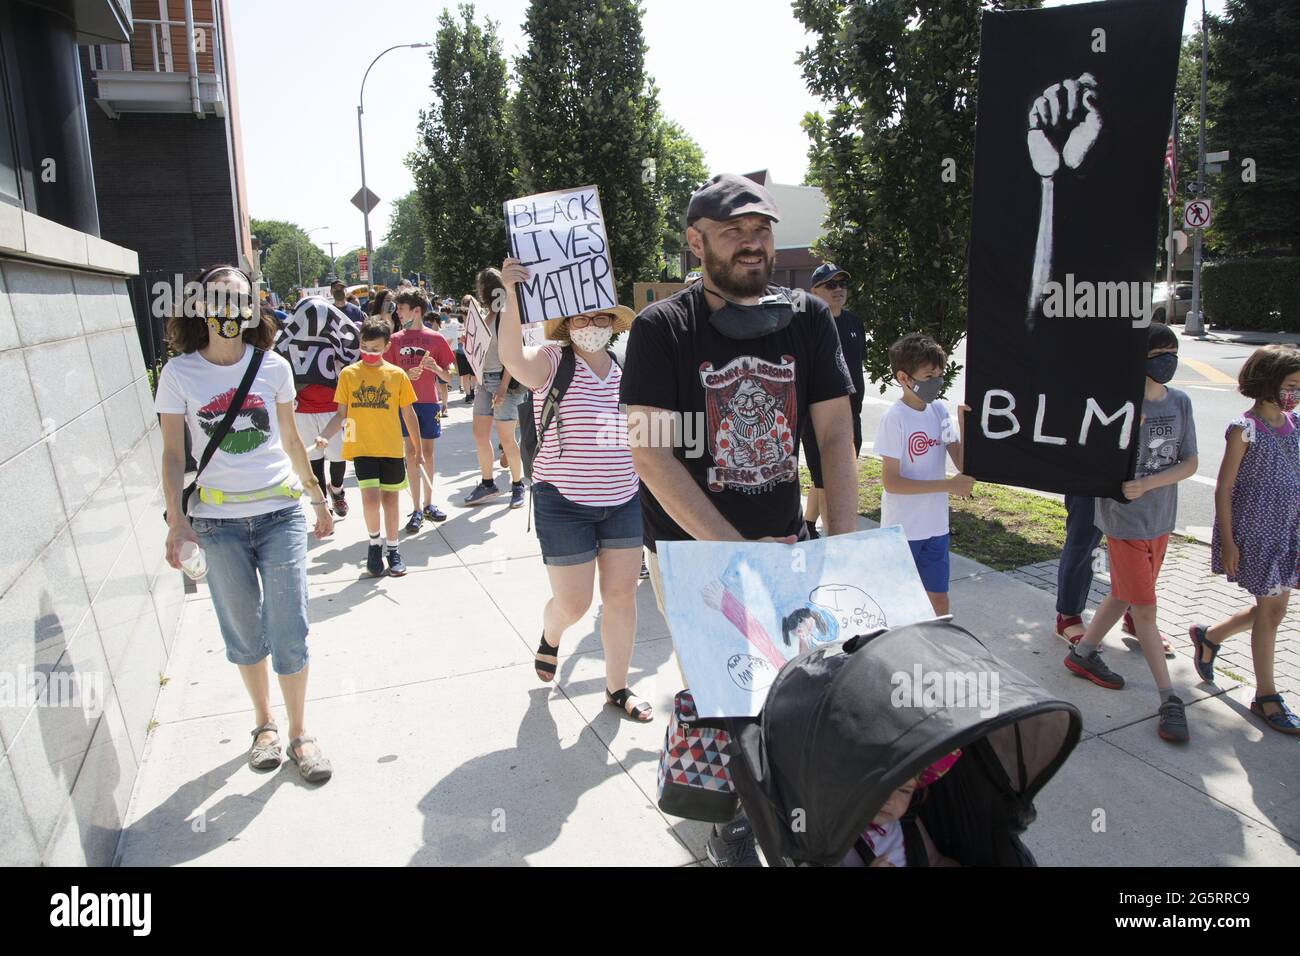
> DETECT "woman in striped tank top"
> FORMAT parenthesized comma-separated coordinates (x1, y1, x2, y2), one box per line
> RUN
(496, 257, 652, 722)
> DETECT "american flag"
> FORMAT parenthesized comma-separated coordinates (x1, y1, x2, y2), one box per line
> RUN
(1165, 129, 1177, 205)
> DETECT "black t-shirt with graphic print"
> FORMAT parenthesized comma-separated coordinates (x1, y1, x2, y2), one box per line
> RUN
(619, 283, 854, 550)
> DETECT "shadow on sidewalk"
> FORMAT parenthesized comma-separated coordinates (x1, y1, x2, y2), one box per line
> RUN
(120, 753, 312, 865)
(408, 687, 657, 866)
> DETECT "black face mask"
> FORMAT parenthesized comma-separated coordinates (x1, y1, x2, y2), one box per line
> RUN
(704, 287, 794, 340)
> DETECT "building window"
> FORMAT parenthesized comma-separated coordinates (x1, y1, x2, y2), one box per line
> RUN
(0, 39, 20, 206)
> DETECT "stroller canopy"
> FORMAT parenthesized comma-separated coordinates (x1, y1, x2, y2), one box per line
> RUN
(727, 619, 1082, 866)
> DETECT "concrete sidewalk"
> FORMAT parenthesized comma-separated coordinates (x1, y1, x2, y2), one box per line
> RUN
(115, 390, 1299, 866)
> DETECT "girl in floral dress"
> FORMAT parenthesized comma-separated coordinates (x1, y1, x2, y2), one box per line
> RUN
(1192, 345, 1300, 735)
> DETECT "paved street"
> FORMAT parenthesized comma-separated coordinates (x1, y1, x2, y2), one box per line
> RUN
(114, 385, 1300, 866)
(856, 328, 1298, 541)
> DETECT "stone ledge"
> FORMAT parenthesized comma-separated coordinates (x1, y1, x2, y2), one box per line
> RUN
(0, 209, 138, 278)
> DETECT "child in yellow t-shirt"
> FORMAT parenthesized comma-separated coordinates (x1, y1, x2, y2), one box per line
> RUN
(318, 317, 419, 577)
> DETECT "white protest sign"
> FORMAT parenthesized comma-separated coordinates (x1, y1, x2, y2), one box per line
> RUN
(462, 298, 492, 381)
(520, 323, 554, 348)
(504, 185, 617, 324)
(657, 528, 936, 718)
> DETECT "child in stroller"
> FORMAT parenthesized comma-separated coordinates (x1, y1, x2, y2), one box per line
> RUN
(841, 751, 962, 867)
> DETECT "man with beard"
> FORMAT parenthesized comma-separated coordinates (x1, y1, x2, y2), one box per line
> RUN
(620, 173, 859, 867)
(801, 263, 866, 537)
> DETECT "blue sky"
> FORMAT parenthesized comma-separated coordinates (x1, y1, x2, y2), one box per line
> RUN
(230, 0, 1224, 257)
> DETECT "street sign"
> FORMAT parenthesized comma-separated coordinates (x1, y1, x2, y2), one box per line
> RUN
(1164, 229, 1189, 255)
(1205, 149, 1230, 164)
(1184, 199, 1212, 230)
(1206, 163, 1223, 174)
(1186, 181, 1205, 195)
(351, 186, 380, 215)
(358, 251, 369, 283)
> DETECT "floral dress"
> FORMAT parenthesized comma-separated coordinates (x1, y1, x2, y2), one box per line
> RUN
(1211, 410, 1300, 596)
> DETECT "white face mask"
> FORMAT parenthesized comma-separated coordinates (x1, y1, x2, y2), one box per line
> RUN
(570, 325, 613, 353)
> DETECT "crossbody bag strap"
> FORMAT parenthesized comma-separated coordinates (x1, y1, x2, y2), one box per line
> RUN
(181, 347, 266, 516)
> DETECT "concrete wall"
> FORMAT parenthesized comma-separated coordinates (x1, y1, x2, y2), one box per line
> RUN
(0, 204, 178, 866)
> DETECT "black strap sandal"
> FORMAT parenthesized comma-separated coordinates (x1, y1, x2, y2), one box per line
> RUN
(606, 687, 653, 722)
(535, 632, 559, 683)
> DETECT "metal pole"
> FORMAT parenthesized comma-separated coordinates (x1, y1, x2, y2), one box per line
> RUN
(357, 43, 431, 286)
(1186, 0, 1208, 336)
(1166, 105, 1175, 322)
(295, 235, 302, 289)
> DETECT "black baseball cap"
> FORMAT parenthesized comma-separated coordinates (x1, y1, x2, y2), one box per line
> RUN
(810, 263, 850, 288)
(686, 174, 780, 226)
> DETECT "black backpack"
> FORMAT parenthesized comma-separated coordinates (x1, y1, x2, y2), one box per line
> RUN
(519, 346, 620, 480)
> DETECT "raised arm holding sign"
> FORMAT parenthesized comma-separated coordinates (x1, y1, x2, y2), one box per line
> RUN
(504, 185, 618, 324)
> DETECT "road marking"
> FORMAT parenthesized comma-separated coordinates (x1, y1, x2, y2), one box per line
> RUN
(1188, 474, 1217, 487)
(1180, 357, 1236, 384)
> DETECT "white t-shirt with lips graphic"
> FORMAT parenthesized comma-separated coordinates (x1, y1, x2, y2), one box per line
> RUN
(875, 399, 953, 541)
(154, 346, 301, 518)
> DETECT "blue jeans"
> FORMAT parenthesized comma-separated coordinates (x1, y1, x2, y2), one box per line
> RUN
(190, 505, 310, 675)
(1057, 495, 1103, 616)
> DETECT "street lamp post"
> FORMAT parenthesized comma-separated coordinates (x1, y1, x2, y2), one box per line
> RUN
(1186, 0, 1209, 337)
(358, 43, 431, 285)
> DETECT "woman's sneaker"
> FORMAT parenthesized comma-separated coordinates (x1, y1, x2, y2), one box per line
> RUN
(463, 480, 500, 506)
(1157, 695, 1190, 742)
(405, 509, 424, 533)
(509, 481, 526, 509)
(423, 504, 447, 523)
(1064, 647, 1125, 689)
(330, 488, 349, 517)
(366, 543, 385, 578)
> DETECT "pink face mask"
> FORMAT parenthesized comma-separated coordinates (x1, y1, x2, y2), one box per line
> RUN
(360, 352, 383, 366)
(1280, 389, 1299, 413)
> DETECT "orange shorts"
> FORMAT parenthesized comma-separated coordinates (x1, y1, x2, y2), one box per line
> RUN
(1106, 534, 1169, 606)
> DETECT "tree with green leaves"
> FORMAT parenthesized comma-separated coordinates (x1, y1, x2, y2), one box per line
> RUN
(796, 0, 1040, 390)
(1208, 0, 1299, 256)
(384, 192, 430, 281)
(258, 225, 330, 296)
(651, 115, 707, 278)
(513, 0, 662, 304)
(407, 4, 520, 297)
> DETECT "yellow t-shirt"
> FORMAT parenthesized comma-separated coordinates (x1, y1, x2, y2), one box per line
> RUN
(333, 361, 417, 460)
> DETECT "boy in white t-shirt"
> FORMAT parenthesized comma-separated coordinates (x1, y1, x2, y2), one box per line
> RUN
(875, 333, 975, 615)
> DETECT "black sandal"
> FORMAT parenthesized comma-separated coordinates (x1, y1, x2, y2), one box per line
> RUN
(606, 687, 653, 722)
(535, 632, 559, 683)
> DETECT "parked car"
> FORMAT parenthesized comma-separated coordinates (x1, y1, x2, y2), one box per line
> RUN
(1151, 281, 1192, 323)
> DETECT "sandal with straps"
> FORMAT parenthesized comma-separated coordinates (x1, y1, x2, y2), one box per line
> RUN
(1250, 694, 1300, 736)
(1188, 624, 1221, 683)
(249, 721, 282, 770)
(606, 687, 653, 723)
(535, 632, 559, 683)
(287, 735, 334, 783)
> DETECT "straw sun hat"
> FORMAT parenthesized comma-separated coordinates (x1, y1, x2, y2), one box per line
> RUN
(542, 304, 635, 343)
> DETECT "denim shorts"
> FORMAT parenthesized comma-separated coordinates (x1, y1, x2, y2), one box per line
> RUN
(190, 504, 310, 675)
(531, 481, 643, 566)
(473, 369, 525, 422)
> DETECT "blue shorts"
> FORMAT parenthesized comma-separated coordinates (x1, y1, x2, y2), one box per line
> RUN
(401, 401, 442, 440)
(532, 481, 643, 566)
(190, 505, 309, 676)
(908, 533, 951, 594)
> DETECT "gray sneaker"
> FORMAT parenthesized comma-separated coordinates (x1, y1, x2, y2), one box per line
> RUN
(1157, 695, 1190, 742)
(706, 813, 761, 867)
(463, 481, 500, 506)
(1064, 647, 1125, 690)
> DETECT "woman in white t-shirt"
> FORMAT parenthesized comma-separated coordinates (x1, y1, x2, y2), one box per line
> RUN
(495, 257, 651, 722)
(155, 265, 335, 782)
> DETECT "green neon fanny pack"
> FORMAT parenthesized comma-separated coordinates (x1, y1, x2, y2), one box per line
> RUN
(196, 482, 302, 506)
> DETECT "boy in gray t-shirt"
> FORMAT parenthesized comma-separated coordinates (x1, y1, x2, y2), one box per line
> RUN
(1064, 324, 1199, 744)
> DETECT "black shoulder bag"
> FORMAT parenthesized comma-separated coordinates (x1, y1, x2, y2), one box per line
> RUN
(163, 348, 266, 523)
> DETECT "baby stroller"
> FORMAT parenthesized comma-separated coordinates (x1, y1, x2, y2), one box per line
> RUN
(722, 618, 1082, 867)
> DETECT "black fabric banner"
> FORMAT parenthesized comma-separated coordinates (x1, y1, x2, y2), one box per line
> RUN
(272, 296, 360, 389)
(964, 0, 1185, 499)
